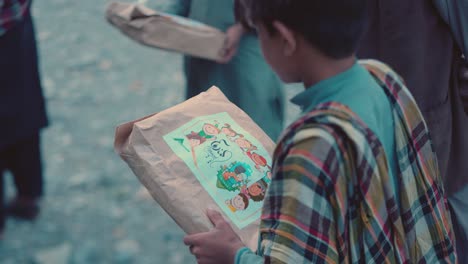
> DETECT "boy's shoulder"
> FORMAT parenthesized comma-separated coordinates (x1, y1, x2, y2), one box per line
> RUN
(358, 59, 406, 87)
(275, 101, 379, 162)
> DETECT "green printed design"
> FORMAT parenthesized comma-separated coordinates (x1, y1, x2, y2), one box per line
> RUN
(163, 112, 272, 229)
(173, 138, 190, 152)
(216, 161, 252, 192)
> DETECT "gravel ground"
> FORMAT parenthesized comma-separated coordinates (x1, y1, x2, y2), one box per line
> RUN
(0, 1, 301, 263)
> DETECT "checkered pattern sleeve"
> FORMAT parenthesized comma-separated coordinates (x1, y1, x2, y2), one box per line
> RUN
(257, 128, 344, 264)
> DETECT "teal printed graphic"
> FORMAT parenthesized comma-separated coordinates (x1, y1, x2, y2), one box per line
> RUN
(163, 112, 272, 229)
(216, 161, 252, 192)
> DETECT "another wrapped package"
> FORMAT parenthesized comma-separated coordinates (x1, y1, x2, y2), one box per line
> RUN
(106, 2, 226, 61)
(114, 87, 275, 250)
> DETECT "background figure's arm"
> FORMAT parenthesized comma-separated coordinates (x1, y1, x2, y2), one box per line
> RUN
(217, 23, 245, 64)
(433, 0, 468, 61)
(434, 0, 468, 113)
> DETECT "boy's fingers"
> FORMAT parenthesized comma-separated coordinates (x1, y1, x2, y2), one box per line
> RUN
(217, 47, 232, 63)
(222, 37, 234, 53)
(225, 38, 234, 49)
(206, 209, 227, 228)
(183, 232, 208, 246)
(218, 48, 237, 64)
(183, 234, 196, 246)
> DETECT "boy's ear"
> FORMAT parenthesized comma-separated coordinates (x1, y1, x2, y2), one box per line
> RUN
(272, 21, 297, 56)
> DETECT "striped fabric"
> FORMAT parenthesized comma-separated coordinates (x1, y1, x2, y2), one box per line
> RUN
(257, 60, 457, 263)
(0, 0, 30, 37)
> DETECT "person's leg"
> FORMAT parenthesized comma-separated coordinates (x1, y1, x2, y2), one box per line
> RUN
(228, 35, 285, 140)
(10, 133, 44, 199)
(0, 0, 25, 233)
(184, 56, 221, 99)
(5, 9, 46, 220)
(7, 133, 43, 220)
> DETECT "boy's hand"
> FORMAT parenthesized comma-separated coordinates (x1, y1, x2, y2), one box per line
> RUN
(184, 209, 245, 264)
(217, 23, 245, 64)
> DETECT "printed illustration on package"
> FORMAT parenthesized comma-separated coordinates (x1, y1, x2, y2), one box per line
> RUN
(163, 112, 272, 229)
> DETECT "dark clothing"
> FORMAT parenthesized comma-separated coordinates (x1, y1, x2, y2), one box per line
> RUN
(358, 0, 468, 194)
(0, 6, 47, 229)
(0, 133, 44, 228)
(462, 63, 468, 113)
(0, 10, 48, 150)
(0, 133, 43, 198)
(358, 1, 467, 188)
(358, 1, 468, 261)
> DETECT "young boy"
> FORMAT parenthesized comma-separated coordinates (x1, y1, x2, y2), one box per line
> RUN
(183, 0, 457, 263)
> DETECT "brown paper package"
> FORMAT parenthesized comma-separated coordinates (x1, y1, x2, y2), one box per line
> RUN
(106, 2, 226, 61)
(114, 87, 276, 250)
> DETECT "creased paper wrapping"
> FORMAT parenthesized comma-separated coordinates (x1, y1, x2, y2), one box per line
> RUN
(114, 87, 275, 250)
(106, 2, 226, 61)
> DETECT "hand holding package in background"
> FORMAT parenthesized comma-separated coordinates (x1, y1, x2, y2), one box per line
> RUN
(106, 2, 226, 61)
(114, 87, 275, 250)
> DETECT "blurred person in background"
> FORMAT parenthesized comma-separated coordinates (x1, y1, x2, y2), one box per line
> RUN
(0, 0, 48, 236)
(176, 0, 285, 141)
(358, 1, 468, 262)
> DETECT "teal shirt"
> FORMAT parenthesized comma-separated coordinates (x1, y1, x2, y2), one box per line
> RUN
(187, 0, 236, 32)
(235, 63, 398, 264)
(291, 63, 398, 202)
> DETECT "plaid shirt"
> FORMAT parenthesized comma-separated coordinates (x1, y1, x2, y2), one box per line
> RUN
(245, 60, 457, 263)
(0, 0, 30, 37)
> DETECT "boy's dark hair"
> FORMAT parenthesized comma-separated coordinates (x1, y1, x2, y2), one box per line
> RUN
(236, 0, 368, 59)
